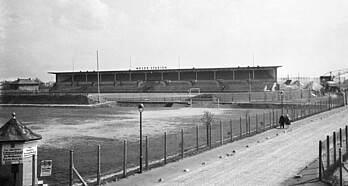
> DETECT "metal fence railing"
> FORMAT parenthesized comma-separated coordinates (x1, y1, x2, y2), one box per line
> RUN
(37, 96, 346, 185)
(319, 126, 348, 185)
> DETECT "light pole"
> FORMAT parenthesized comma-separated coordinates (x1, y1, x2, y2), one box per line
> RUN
(138, 104, 144, 173)
(280, 91, 284, 114)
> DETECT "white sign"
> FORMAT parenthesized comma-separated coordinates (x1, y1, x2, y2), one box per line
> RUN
(40, 160, 52, 177)
(23, 145, 37, 158)
(2, 144, 24, 165)
(1, 142, 38, 165)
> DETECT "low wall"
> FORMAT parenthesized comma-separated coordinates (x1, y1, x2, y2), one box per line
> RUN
(0, 95, 92, 105)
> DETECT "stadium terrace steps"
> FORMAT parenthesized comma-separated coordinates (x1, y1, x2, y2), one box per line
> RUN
(50, 79, 275, 93)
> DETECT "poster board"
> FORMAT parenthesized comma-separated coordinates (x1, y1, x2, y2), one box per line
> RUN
(40, 160, 52, 177)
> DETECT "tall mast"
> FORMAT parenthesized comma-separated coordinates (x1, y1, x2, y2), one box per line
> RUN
(130, 56, 132, 70)
(178, 55, 181, 69)
(253, 51, 254, 67)
(97, 50, 100, 103)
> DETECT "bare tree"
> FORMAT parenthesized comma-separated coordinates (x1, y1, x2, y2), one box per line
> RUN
(201, 111, 215, 146)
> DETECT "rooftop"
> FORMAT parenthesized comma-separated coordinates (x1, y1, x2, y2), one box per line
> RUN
(0, 113, 42, 142)
(10, 78, 39, 85)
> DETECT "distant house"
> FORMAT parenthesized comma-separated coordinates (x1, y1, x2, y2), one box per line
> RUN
(10, 78, 39, 91)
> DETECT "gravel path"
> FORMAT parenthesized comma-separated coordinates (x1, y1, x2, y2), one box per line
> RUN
(106, 106, 348, 186)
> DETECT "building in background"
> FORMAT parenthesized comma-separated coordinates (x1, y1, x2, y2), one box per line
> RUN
(10, 78, 39, 91)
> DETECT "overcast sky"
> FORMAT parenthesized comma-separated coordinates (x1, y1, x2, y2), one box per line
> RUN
(1, 0, 348, 82)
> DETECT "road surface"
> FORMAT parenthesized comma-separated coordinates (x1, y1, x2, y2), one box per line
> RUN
(105, 106, 348, 186)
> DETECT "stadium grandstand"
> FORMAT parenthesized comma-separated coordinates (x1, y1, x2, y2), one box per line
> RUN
(48, 66, 280, 93)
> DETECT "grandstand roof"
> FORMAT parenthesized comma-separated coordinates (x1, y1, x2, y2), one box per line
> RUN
(48, 65, 281, 75)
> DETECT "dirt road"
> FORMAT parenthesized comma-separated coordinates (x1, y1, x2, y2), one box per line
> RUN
(106, 106, 348, 186)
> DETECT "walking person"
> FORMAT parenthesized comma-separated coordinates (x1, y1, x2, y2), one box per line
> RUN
(284, 114, 291, 128)
(279, 114, 285, 128)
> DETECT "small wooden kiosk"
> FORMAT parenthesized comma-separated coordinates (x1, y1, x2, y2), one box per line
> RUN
(0, 113, 42, 186)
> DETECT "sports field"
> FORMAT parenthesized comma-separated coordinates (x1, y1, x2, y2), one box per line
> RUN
(0, 104, 275, 185)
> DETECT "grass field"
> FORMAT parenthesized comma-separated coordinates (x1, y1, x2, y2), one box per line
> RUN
(0, 92, 343, 185)
(0, 104, 279, 185)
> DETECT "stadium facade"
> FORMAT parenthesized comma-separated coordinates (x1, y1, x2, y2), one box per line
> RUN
(49, 66, 280, 93)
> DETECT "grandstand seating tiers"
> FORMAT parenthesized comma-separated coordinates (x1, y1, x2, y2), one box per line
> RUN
(50, 66, 279, 93)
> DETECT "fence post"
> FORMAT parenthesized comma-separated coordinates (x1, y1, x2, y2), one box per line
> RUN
(122, 140, 128, 178)
(340, 148, 343, 186)
(164, 132, 167, 164)
(248, 115, 251, 135)
(269, 111, 272, 128)
(97, 145, 101, 186)
(346, 126, 348, 154)
(272, 108, 275, 128)
(319, 141, 322, 181)
(145, 136, 149, 170)
(313, 102, 315, 114)
(296, 105, 298, 121)
(263, 113, 266, 131)
(181, 129, 184, 159)
(329, 96, 331, 110)
(240, 116, 242, 139)
(196, 126, 199, 151)
(70, 150, 73, 186)
(256, 114, 258, 133)
(32, 154, 35, 186)
(334, 132, 337, 163)
(275, 110, 278, 128)
(206, 123, 209, 147)
(327, 135, 330, 169)
(209, 124, 212, 148)
(245, 115, 248, 135)
(340, 128, 342, 148)
(294, 104, 298, 121)
(220, 120, 223, 146)
(230, 118, 233, 142)
(309, 104, 311, 116)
